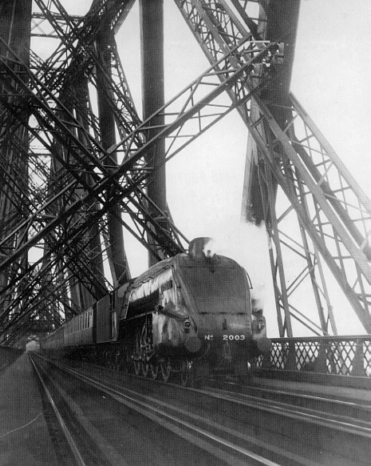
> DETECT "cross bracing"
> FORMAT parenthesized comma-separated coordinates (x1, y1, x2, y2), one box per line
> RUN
(173, 0, 371, 336)
(0, 0, 370, 345)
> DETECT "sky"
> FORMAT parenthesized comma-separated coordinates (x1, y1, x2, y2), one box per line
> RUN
(41, 1, 371, 336)
(292, 0, 371, 196)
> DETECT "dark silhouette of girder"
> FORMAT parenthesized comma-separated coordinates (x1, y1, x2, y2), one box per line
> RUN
(0, 0, 370, 345)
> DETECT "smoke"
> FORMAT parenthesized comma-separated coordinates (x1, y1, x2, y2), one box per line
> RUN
(202, 238, 217, 258)
(251, 288, 266, 313)
(195, 219, 277, 334)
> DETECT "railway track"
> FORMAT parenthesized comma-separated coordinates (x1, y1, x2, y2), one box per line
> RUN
(205, 378, 371, 425)
(31, 354, 371, 465)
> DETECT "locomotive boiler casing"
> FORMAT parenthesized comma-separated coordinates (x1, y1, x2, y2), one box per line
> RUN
(123, 260, 201, 358)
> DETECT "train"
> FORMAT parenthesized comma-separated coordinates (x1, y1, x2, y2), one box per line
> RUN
(42, 237, 271, 385)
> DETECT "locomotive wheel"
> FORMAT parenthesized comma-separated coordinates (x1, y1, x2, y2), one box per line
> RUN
(114, 350, 121, 371)
(119, 351, 129, 373)
(133, 331, 142, 375)
(133, 359, 141, 375)
(160, 359, 171, 382)
(180, 359, 193, 387)
(150, 361, 159, 380)
(142, 359, 149, 377)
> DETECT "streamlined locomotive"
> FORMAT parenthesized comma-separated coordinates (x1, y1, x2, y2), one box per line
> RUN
(42, 238, 270, 384)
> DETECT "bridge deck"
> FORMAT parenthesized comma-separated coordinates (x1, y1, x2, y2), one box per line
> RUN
(1, 348, 370, 465)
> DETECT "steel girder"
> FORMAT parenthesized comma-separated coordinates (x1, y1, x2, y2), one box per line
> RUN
(0, 44, 185, 268)
(0, 20, 276, 341)
(0, 0, 171, 337)
(31, 0, 182, 279)
(1, 32, 273, 265)
(1, 0, 188, 339)
(174, 0, 371, 335)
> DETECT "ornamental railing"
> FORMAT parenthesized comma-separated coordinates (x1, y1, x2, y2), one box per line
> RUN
(257, 336, 371, 377)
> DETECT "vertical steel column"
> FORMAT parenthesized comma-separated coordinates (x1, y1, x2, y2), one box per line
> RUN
(96, 23, 130, 286)
(241, 0, 300, 336)
(0, 0, 32, 321)
(74, 77, 107, 308)
(0, 0, 32, 59)
(139, 0, 167, 266)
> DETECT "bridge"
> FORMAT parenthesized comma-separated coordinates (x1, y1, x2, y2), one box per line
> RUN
(1, 2, 371, 464)
(1, 0, 371, 375)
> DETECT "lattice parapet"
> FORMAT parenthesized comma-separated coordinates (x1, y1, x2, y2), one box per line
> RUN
(258, 337, 371, 377)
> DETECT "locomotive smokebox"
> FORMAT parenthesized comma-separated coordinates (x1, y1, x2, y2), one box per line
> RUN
(189, 237, 216, 260)
(184, 336, 202, 353)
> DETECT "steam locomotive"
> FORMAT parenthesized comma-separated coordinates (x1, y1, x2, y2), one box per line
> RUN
(42, 237, 271, 384)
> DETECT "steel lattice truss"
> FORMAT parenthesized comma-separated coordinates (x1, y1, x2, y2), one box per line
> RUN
(173, 0, 371, 336)
(0, 0, 370, 344)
